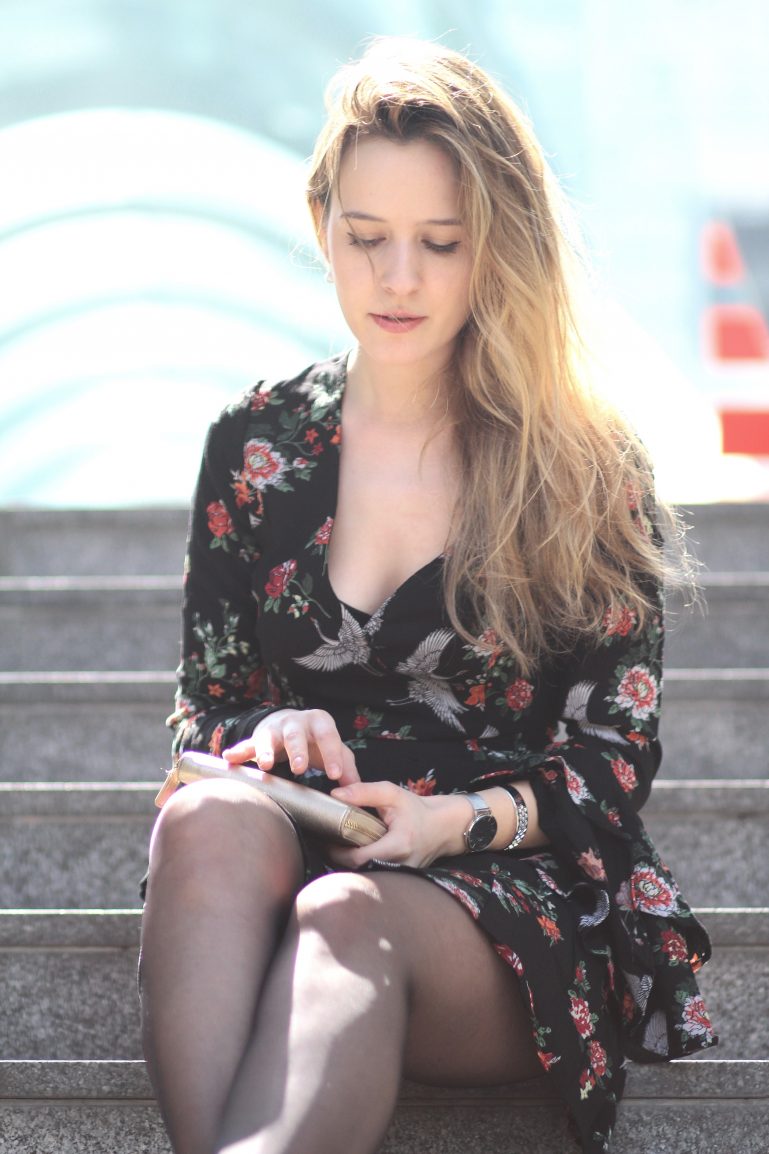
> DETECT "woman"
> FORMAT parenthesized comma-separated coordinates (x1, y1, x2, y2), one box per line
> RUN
(139, 37, 716, 1154)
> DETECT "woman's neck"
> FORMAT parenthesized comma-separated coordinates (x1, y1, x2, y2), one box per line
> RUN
(345, 347, 453, 429)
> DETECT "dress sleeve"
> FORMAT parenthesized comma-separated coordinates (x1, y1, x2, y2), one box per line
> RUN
(167, 396, 281, 758)
(470, 512, 715, 1062)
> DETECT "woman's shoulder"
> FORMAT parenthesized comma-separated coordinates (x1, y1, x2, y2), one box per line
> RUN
(213, 353, 348, 434)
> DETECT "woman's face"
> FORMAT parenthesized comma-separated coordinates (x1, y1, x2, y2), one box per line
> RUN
(321, 135, 473, 379)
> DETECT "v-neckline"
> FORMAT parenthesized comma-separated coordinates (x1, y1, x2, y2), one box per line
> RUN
(321, 353, 445, 623)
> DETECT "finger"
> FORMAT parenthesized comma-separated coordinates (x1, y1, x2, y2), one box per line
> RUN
(331, 780, 401, 810)
(279, 719, 311, 776)
(222, 737, 257, 766)
(330, 828, 408, 870)
(304, 710, 348, 781)
(338, 744, 360, 787)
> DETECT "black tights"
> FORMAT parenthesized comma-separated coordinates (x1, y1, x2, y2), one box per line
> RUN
(139, 779, 540, 1154)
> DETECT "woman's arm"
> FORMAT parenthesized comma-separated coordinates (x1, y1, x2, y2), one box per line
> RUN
(168, 396, 281, 759)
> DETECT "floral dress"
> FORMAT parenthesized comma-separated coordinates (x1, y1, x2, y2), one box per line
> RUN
(168, 354, 717, 1153)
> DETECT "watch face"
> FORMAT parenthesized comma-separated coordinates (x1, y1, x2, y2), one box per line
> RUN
(466, 813, 497, 852)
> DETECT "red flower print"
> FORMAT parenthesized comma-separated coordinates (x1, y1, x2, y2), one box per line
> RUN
(304, 427, 319, 444)
(465, 683, 486, 707)
(588, 1039, 608, 1077)
(206, 500, 234, 539)
(680, 995, 714, 1041)
(570, 996, 594, 1038)
(603, 604, 637, 637)
(611, 756, 638, 793)
(564, 764, 590, 803)
(437, 878, 481, 918)
(233, 479, 251, 508)
(579, 1068, 596, 1099)
(614, 665, 659, 721)
(250, 392, 268, 411)
(242, 439, 287, 490)
(630, 866, 678, 915)
(265, 560, 297, 598)
(406, 775, 436, 796)
(660, 928, 689, 964)
(505, 678, 534, 711)
(537, 1050, 559, 1072)
(293, 457, 309, 469)
(313, 516, 334, 545)
(574, 963, 587, 985)
(576, 848, 607, 881)
(330, 424, 342, 445)
(536, 915, 562, 943)
(244, 668, 266, 699)
(621, 989, 635, 1022)
(208, 682, 225, 698)
(209, 725, 224, 757)
(494, 943, 524, 977)
(352, 714, 369, 731)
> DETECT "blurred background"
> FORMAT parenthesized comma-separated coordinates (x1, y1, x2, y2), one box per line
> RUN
(1, 0, 767, 508)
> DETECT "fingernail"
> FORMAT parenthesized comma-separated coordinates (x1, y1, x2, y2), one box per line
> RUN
(327, 764, 340, 779)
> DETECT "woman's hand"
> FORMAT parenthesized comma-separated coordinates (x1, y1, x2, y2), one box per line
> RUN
(222, 709, 360, 786)
(328, 781, 471, 870)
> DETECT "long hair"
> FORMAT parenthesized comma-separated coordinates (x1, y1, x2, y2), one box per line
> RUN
(307, 37, 691, 674)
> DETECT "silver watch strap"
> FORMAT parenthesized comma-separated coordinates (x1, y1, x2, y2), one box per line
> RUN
(465, 792, 492, 818)
(502, 784, 528, 851)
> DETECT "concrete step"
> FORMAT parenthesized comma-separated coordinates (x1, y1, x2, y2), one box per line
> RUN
(0, 781, 767, 909)
(659, 668, 769, 779)
(1, 909, 764, 1061)
(665, 573, 769, 667)
(3, 504, 767, 578)
(0, 786, 155, 908)
(0, 673, 175, 783)
(0, 1060, 767, 1153)
(0, 578, 181, 672)
(1, 669, 767, 783)
(0, 508, 189, 578)
(1, 573, 768, 671)
(681, 502, 769, 572)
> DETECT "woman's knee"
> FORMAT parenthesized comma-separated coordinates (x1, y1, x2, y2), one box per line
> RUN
(292, 872, 405, 977)
(148, 778, 303, 892)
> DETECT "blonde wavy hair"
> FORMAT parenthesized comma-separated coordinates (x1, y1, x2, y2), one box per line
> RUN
(307, 38, 687, 674)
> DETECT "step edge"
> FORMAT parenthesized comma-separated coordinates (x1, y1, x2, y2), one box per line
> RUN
(1, 1059, 766, 1102)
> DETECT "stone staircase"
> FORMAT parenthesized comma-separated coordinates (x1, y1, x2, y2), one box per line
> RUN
(1, 505, 767, 1152)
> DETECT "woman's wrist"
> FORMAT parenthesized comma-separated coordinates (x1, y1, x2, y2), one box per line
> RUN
(423, 781, 546, 860)
(424, 786, 520, 856)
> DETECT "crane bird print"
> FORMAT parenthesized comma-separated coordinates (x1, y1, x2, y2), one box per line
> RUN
(390, 629, 467, 731)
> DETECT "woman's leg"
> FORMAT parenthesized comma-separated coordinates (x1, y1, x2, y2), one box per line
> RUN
(139, 780, 305, 1154)
(217, 871, 540, 1154)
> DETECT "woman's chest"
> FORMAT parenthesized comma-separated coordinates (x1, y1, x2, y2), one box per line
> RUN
(327, 428, 458, 616)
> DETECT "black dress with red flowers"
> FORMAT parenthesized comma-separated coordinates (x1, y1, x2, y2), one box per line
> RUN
(168, 354, 716, 1153)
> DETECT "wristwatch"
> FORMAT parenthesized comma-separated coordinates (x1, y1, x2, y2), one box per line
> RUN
(463, 792, 498, 852)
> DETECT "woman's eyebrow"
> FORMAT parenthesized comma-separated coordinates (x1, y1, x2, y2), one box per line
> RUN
(341, 210, 462, 226)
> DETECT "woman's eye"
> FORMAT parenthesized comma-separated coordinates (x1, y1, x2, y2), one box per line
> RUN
(423, 240, 461, 254)
(347, 233, 382, 249)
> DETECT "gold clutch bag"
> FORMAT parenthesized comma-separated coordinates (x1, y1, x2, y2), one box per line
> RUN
(155, 750, 387, 848)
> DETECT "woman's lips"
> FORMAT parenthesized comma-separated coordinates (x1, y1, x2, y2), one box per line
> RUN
(371, 313, 426, 333)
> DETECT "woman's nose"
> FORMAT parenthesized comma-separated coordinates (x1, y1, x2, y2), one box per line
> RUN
(378, 242, 420, 295)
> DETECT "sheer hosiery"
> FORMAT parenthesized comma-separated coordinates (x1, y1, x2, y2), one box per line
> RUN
(216, 871, 541, 1154)
(139, 780, 305, 1154)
